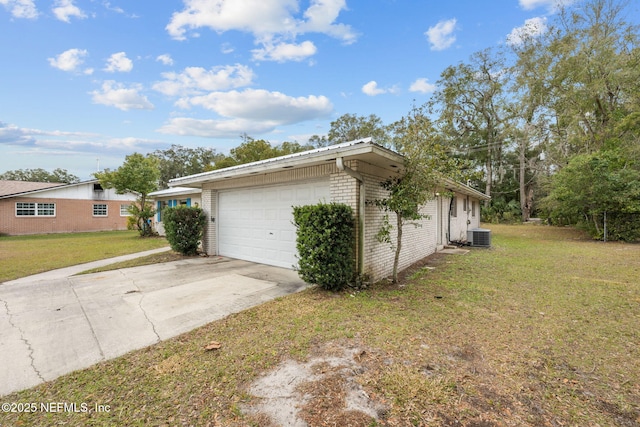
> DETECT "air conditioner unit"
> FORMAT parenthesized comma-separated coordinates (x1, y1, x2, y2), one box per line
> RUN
(467, 228, 491, 247)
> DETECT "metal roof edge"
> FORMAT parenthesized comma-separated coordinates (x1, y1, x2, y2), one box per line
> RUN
(169, 138, 381, 187)
(148, 187, 202, 197)
(443, 178, 491, 200)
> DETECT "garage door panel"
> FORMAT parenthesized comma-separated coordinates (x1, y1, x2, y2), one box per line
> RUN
(218, 180, 330, 268)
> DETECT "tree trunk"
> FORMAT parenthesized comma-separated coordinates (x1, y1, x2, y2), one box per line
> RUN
(485, 156, 493, 207)
(519, 139, 530, 222)
(392, 213, 403, 283)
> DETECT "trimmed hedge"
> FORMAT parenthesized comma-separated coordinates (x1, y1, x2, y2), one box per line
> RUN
(163, 206, 207, 255)
(293, 203, 355, 291)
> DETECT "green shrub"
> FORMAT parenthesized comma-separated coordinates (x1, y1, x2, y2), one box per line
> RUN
(163, 206, 207, 255)
(293, 203, 355, 291)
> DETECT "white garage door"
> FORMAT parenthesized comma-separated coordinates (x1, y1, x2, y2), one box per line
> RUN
(218, 180, 330, 268)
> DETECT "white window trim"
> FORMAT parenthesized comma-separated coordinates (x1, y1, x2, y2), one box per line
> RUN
(15, 202, 56, 217)
(120, 204, 132, 217)
(93, 203, 108, 217)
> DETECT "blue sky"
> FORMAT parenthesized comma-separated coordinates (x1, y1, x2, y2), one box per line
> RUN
(0, 0, 585, 180)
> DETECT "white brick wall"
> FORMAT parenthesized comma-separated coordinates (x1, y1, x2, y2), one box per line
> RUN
(362, 171, 439, 281)
(201, 189, 217, 255)
(194, 159, 484, 280)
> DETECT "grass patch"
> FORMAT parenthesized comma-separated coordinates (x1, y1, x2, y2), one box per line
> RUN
(0, 231, 168, 282)
(78, 251, 188, 275)
(1, 224, 639, 426)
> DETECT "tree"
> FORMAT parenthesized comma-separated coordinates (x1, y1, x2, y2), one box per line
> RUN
(150, 145, 218, 189)
(0, 168, 80, 183)
(429, 48, 510, 205)
(370, 105, 463, 283)
(94, 153, 160, 236)
(516, 0, 640, 230)
(542, 149, 640, 241)
(211, 137, 313, 170)
(543, 0, 640, 159)
(310, 113, 390, 147)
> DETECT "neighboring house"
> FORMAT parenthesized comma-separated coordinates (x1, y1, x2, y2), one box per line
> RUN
(169, 139, 490, 281)
(0, 179, 137, 236)
(148, 187, 202, 236)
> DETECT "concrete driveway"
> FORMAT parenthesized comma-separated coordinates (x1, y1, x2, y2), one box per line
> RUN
(0, 253, 307, 397)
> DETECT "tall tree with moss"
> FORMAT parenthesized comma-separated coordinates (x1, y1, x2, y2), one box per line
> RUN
(429, 48, 510, 206)
(94, 153, 160, 236)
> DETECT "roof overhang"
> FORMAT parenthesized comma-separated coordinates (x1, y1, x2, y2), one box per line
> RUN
(148, 187, 202, 198)
(442, 178, 491, 201)
(168, 138, 489, 200)
(169, 138, 404, 188)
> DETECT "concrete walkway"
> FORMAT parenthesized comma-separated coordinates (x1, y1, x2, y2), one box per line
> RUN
(0, 252, 307, 397)
(4, 247, 172, 285)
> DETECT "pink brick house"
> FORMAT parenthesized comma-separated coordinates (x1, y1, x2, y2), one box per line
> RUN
(0, 179, 137, 235)
(169, 139, 490, 282)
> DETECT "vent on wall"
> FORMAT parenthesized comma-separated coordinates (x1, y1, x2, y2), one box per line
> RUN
(467, 228, 491, 247)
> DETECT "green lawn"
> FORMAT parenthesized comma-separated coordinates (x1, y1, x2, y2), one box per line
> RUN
(0, 231, 169, 282)
(1, 224, 638, 426)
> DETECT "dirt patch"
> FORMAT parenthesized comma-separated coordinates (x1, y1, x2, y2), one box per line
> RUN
(242, 342, 388, 426)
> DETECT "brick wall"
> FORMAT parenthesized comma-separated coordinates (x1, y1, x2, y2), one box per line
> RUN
(201, 189, 218, 255)
(361, 169, 439, 282)
(192, 160, 483, 281)
(0, 197, 130, 235)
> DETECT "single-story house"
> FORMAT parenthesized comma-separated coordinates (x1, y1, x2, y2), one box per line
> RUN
(169, 139, 490, 281)
(148, 187, 202, 236)
(0, 179, 137, 236)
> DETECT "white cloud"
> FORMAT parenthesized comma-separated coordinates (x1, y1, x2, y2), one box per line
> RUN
(153, 64, 255, 96)
(252, 40, 317, 62)
(506, 17, 548, 46)
(52, 0, 86, 23)
(179, 89, 333, 125)
(221, 43, 235, 54)
(157, 117, 278, 138)
(519, 0, 575, 11)
(103, 1, 124, 14)
(409, 78, 436, 94)
(361, 80, 398, 96)
(425, 18, 458, 51)
(156, 54, 174, 66)
(166, 0, 356, 62)
(90, 81, 154, 111)
(104, 52, 133, 73)
(297, 0, 357, 44)
(0, 0, 38, 19)
(48, 48, 89, 73)
(362, 81, 384, 96)
(0, 121, 37, 145)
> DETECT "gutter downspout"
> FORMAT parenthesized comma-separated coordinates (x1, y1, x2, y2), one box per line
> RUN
(336, 157, 365, 276)
(448, 196, 454, 245)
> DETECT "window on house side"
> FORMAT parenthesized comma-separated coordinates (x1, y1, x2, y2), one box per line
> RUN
(16, 202, 56, 217)
(472, 201, 476, 217)
(93, 204, 108, 217)
(120, 204, 131, 216)
(451, 197, 458, 217)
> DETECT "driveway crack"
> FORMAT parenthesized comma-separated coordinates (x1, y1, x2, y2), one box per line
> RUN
(1, 297, 45, 382)
(71, 282, 106, 361)
(123, 271, 161, 343)
(138, 294, 161, 343)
